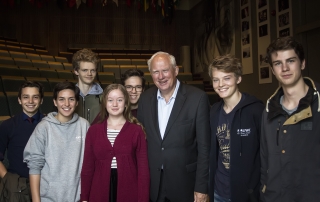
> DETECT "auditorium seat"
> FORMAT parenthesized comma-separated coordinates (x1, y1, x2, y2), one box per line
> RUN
(48, 78, 68, 91)
(178, 65, 184, 73)
(40, 55, 55, 62)
(0, 56, 15, 65)
(177, 73, 193, 81)
(136, 65, 149, 73)
(120, 65, 136, 75)
(63, 63, 73, 70)
(57, 70, 74, 80)
(0, 116, 11, 125)
(143, 73, 153, 82)
(26, 53, 41, 61)
(6, 45, 21, 52)
(19, 67, 41, 77)
(0, 65, 21, 77)
(116, 59, 131, 65)
(33, 44, 46, 50)
(19, 43, 33, 49)
(0, 44, 6, 51)
(36, 49, 48, 55)
(14, 58, 32, 67)
(101, 59, 116, 66)
(54, 56, 68, 63)
(97, 72, 115, 83)
(103, 65, 120, 81)
(0, 92, 10, 116)
(32, 60, 49, 69)
(0, 50, 10, 57)
(100, 82, 113, 90)
(40, 69, 58, 79)
(40, 92, 55, 115)
(26, 77, 52, 92)
(9, 51, 26, 59)
(185, 81, 204, 90)
(20, 47, 36, 54)
(5, 92, 22, 116)
(48, 61, 64, 70)
(1, 76, 26, 92)
(131, 59, 147, 65)
(5, 41, 19, 46)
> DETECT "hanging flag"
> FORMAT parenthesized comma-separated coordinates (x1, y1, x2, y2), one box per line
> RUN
(102, 0, 107, 6)
(87, 0, 93, 7)
(144, 0, 149, 12)
(113, 0, 118, 6)
(161, 0, 164, 16)
(68, 0, 76, 7)
(126, 0, 131, 7)
(151, 0, 156, 12)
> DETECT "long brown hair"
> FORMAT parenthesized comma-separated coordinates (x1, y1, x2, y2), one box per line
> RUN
(98, 84, 146, 137)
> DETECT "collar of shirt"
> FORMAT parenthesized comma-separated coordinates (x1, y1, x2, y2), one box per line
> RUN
(22, 111, 41, 124)
(157, 79, 180, 103)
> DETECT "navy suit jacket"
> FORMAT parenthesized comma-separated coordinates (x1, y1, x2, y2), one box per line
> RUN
(138, 82, 211, 202)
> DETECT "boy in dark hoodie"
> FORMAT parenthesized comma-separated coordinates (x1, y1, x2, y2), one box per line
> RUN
(208, 55, 264, 202)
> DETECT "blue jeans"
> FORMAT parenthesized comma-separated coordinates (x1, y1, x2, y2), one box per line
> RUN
(214, 191, 231, 202)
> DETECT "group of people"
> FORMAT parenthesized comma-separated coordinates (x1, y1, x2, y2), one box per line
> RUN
(0, 36, 319, 202)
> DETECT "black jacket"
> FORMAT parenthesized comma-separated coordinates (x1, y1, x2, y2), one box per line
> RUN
(209, 93, 264, 202)
(260, 78, 320, 202)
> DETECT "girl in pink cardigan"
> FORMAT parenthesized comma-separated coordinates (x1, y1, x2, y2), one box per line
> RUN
(81, 84, 149, 202)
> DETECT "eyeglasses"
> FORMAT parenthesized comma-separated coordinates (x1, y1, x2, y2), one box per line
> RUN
(125, 85, 143, 92)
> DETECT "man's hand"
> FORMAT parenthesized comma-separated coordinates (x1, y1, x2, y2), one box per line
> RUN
(194, 192, 208, 202)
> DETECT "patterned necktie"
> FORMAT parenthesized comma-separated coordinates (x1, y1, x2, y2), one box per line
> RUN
(27, 117, 34, 123)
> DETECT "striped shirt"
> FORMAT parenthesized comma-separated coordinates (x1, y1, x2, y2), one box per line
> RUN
(107, 129, 120, 168)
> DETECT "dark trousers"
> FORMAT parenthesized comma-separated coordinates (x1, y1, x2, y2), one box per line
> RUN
(155, 170, 171, 202)
(0, 172, 31, 202)
(109, 168, 118, 202)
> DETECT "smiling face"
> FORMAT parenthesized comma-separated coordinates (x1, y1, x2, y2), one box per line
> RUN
(211, 68, 241, 100)
(106, 89, 126, 118)
(271, 49, 305, 88)
(53, 89, 78, 123)
(74, 62, 97, 86)
(150, 54, 179, 97)
(18, 87, 43, 117)
(124, 76, 143, 109)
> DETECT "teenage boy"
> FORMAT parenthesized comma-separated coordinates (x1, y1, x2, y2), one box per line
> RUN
(73, 48, 103, 124)
(208, 55, 264, 202)
(0, 81, 44, 201)
(23, 81, 89, 202)
(261, 36, 320, 202)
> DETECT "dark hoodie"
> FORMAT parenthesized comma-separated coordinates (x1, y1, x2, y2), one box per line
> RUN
(260, 78, 320, 202)
(209, 93, 264, 202)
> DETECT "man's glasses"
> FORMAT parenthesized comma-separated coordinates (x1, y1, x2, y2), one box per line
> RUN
(125, 85, 143, 92)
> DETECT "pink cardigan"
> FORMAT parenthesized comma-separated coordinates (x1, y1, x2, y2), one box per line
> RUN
(80, 119, 150, 202)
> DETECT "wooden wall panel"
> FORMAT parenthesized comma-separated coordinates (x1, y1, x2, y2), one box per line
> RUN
(0, 0, 190, 61)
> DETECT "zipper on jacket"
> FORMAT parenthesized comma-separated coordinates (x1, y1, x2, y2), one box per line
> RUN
(82, 97, 86, 119)
(87, 108, 90, 122)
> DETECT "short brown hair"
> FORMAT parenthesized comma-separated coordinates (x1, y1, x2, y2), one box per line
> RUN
(208, 54, 242, 79)
(266, 36, 305, 67)
(72, 49, 100, 71)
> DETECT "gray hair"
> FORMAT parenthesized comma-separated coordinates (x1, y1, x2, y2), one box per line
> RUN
(147, 51, 177, 72)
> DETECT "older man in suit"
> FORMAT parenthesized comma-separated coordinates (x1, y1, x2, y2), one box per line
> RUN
(137, 52, 210, 202)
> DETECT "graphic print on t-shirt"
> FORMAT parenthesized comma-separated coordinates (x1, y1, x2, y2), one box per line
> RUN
(216, 122, 230, 169)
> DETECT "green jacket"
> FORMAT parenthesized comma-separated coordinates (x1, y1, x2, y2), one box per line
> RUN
(76, 83, 103, 124)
